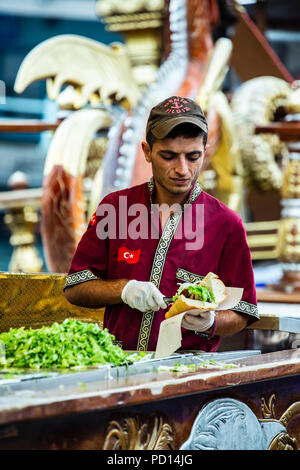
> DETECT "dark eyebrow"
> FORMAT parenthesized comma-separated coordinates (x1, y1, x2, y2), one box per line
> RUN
(159, 150, 178, 156)
(159, 150, 203, 157)
(186, 150, 202, 156)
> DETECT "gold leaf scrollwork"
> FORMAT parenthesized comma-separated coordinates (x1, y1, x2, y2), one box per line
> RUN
(261, 394, 276, 419)
(269, 432, 298, 450)
(261, 394, 300, 450)
(279, 401, 300, 429)
(103, 415, 174, 450)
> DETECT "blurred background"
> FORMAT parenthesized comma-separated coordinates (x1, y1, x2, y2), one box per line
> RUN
(0, 0, 123, 269)
(0, 0, 299, 287)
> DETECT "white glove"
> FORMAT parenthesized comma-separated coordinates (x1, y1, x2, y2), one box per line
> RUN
(181, 309, 215, 332)
(121, 280, 167, 313)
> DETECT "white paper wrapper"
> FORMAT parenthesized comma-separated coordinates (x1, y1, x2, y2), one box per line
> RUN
(155, 287, 244, 358)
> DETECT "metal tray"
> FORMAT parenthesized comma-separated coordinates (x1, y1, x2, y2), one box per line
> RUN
(0, 349, 260, 393)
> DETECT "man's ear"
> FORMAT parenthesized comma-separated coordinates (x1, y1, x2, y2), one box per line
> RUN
(204, 143, 210, 156)
(141, 141, 151, 163)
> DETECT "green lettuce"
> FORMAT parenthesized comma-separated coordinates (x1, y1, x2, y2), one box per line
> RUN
(0, 318, 131, 369)
(172, 284, 215, 303)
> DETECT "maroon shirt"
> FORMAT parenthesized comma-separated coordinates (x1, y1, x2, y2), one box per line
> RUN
(65, 179, 258, 351)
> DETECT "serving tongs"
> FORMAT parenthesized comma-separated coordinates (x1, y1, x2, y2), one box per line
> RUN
(163, 296, 174, 305)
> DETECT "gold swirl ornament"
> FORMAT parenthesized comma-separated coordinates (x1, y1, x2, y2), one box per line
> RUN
(103, 415, 173, 450)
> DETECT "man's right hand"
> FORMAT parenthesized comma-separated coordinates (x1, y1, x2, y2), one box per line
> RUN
(121, 280, 167, 313)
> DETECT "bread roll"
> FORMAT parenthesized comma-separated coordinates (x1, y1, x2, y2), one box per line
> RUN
(165, 272, 226, 319)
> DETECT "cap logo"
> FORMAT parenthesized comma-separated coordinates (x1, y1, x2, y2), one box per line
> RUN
(164, 97, 191, 114)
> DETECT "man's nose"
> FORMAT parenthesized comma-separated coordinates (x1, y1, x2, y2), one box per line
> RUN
(175, 155, 189, 175)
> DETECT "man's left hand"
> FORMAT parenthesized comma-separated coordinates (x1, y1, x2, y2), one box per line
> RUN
(181, 309, 215, 332)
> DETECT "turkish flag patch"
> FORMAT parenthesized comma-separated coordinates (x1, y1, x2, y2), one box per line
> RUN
(117, 247, 141, 264)
(88, 212, 97, 227)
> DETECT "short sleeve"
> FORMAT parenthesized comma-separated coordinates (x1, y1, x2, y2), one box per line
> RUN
(63, 209, 108, 291)
(217, 217, 259, 325)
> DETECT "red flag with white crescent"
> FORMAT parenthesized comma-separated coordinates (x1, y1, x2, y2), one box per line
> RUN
(117, 247, 141, 264)
(88, 212, 97, 227)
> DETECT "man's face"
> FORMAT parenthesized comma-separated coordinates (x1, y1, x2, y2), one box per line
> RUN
(142, 135, 205, 198)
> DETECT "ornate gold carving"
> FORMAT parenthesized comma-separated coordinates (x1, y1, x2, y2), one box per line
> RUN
(242, 133, 288, 191)
(197, 38, 233, 114)
(282, 160, 300, 199)
(85, 137, 108, 219)
(261, 395, 300, 450)
(103, 415, 174, 450)
(276, 218, 300, 262)
(97, 0, 164, 86)
(275, 87, 300, 289)
(277, 141, 300, 267)
(231, 76, 292, 191)
(121, 30, 163, 85)
(247, 234, 278, 248)
(0, 180, 44, 274)
(261, 394, 276, 419)
(279, 401, 300, 428)
(284, 86, 300, 114)
(194, 38, 244, 212)
(85, 137, 108, 182)
(250, 222, 279, 240)
(96, 0, 165, 17)
(1, 170, 43, 273)
(41, 109, 111, 272)
(269, 432, 298, 450)
(207, 92, 244, 212)
(4, 206, 43, 273)
(245, 220, 280, 260)
(14, 36, 141, 109)
(101, 13, 163, 31)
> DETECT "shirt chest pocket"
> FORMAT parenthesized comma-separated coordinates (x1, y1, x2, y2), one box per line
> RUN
(176, 267, 204, 284)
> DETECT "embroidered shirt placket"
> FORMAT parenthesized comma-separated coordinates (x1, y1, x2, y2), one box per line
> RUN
(137, 179, 202, 351)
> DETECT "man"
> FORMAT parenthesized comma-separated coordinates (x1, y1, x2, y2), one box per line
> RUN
(64, 96, 259, 352)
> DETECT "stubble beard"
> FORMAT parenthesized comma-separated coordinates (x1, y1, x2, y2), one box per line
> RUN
(155, 173, 197, 197)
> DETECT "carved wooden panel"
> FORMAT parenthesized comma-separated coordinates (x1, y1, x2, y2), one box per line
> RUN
(1, 374, 300, 450)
